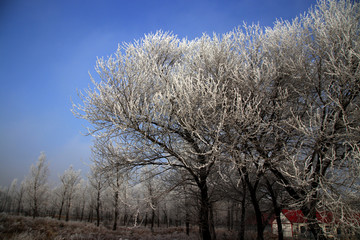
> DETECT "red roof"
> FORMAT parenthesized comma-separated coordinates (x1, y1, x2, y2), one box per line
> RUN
(281, 210, 333, 224)
(282, 209, 307, 223)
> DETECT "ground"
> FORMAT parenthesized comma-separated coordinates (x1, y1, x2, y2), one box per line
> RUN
(0, 213, 197, 240)
(0, 213, 278, 239)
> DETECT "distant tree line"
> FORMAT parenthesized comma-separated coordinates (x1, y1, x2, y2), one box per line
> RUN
(0, 153, 237, 235)
(1, 0, 359, 240)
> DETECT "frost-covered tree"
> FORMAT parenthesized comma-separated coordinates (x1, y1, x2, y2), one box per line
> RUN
(140, 167, 162, 232)
(88, 164, 106, 227)
(74, 29, 238, 240)
(57, 165, 81, 221)
(91, 144, 126, 230)
(15, 180, 26, 215)
(0, 179, 17, 213)
(73, 0, 360, 239)
(24, 152, 49, 218)
(72, 179, 88, 221)
(216, 1, 360, 239)
(259, 1, 360, 238)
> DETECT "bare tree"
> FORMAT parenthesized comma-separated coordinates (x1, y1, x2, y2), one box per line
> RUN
(15, 180, 26, 215)
(91, 143, 127, 230)
(0, 179, 17, 213)
(216, 1, 360, 239)
(74, 30, 238, 240)
(24, 152, 49, 218)
(56, 165, 81, 221)
(138, 166, 163, 232)
(73, 179, 88, 221)
(73, 1, 360, 238)
(261, 0, 360, 238)
(88, 164, 106, 227)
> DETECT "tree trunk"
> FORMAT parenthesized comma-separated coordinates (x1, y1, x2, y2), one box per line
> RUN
(227, 200, 231, 231)
(113, 189, 119, 230)
(303, 200, 327, 240)
(88, 209, 93, 223)
(163, 209, 169, 227)
(227, 200, 235, 231)
(58, 197, 65, 220)
(144, 212, 148, 227)
(66, 196, 72, 221)
(198, 173, 212, 240)
(238, 180, 246, 240)
(123, 212, 128, 226)
(186, 212, 190, 236)
(96, 186, 101, 227)
(151, 206, 155, 232)
(157, 206, 160, 228)
(123, 184, 127, 226)
(266, 180, 283, 240)
(184, 185, 190, 236)
(269, 166, 327, 240)
(274, 209, 283, 240)
(230, 202, 234, 231)
(16, 193, 23, 215)
(33, 191, 38, 219)
(80, 201, 85, 221)
(244, 173, 264, 240)
(209, 202, 217, 240)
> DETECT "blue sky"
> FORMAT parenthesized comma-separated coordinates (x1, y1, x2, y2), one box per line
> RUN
(0, 0, 315, 186)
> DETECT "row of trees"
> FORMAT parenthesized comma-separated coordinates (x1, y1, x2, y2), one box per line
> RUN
(1, 0, 359, 239)
(73, 0, 360, 240)
(0, 153, 198, 230)
(0, 152, 49, 219)
(1, 153, 249, 236)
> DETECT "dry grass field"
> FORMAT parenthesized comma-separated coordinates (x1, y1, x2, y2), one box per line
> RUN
(0, 213, 200, 240)
(0, 213, 280, 239)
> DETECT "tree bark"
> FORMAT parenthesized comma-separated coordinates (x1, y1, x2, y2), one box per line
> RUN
(96, 183, 101, 227)
(151, 206, 155, 232)
(209, 202, 217, 240)
(16, 193, 23, 215)
(244, 173, 264, 240)
(112, 189, 118, 230)
(227, 200, 231, 231)
(144, 212, 148, 227)
(80, 200, 85, 221)
(184, 185, 190, 235)
(65, 197, 71, 221)
(198, 171, 212, 240)
(266, 180, 283, 240)
(304, 199, 327, 240)
(238, 180, 246, 240)
(58, 198, 65, 220)
(32, 191, 38, 219)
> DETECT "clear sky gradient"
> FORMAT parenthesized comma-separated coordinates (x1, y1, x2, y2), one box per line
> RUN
(0, 0, 315, 186)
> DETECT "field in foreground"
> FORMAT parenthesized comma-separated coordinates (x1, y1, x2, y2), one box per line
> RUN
(0, 213, 200, 240)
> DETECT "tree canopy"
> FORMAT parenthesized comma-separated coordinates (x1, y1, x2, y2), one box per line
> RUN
(73, 0, 360, 239)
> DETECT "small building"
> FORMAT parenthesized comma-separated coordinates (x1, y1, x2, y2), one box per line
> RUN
(271, 209, 335, 238)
